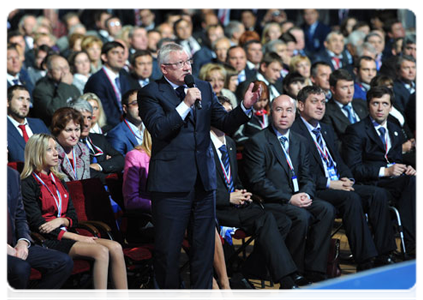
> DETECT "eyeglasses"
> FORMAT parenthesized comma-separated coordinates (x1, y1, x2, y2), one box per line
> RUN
(163, 58, 193, 69)
(109, 21, 121, 27)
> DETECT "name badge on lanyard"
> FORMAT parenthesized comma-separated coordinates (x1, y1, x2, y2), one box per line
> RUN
(281, 146, 299, 192)
(64, 148, 78, 180)
(33, 172, 63, 218)
(314, 141, 339, 181)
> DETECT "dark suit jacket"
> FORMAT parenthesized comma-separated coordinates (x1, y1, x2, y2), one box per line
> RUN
(393, 79, 414, 113)
(321, 98, 368, 143)
(106, 120, 139, 156)
(342, 116, 404, 183)
(8, 167, 33, 246)
(7, 68, 35, 96)
(311, 49, 351, 71)
(291, 117, 353, 190)
(192, 46, 215, 77)
(84, 68, 139, 127)
(7, 117, 50, 162)
(242, 126, 315, 203)
(302, 22, 331, 54)
(87, 133, 124, 181)
(138, 76, 249, 193)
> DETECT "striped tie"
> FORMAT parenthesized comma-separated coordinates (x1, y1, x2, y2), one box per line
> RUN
(378, 127, 386, 146)
(342, 104, 356, 124)
(219, 144, 234, 192)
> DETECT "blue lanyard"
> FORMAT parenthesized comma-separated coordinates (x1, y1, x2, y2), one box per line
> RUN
(33, 172, 63, 217)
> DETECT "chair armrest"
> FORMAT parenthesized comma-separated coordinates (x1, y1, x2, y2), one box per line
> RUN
(30, 232, 48, 245)
(83, 220, 114, 240)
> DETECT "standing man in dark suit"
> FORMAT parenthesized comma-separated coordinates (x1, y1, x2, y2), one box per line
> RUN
(138, 42, 261, 289)
(211, 96, 302, 289)
(292, 86, 397, 270)
(301, 9, 331, 54)
(343, 86, 416, 256)
(7, 166, 74, 289)
(84, 41, 138, 127)
(7, 85, 50, 162)
(322, 69, 368, 145)
(243, 94, 335, 283)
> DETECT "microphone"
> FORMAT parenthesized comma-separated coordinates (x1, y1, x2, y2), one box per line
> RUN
(184, 74, 202, 109)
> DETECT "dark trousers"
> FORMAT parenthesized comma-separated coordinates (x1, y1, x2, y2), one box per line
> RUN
(274, 199, 335, 274)
(218, 202, 297, 282)
(8, 245, 74, 289)
(152, 182, 215, 289)
(376, 175, 416, 250)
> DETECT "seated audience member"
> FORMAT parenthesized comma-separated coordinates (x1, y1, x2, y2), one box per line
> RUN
(79, 92, 112, 134)
(310, 61, 332, 101)
(244, 39, 263, 72)
(342, 86, 416, 256)
(261, 22, 282, 45)
(20, 133, 128, 289)
(236, 52, 284, 103)
(345, 30, 366, 66)
(353, 56, 377, 100)
(7, 166, 73, 289)
(62, 33, 85, 59)
(392, 55, 416, 114)
(104, 15, 122, 42)
(50, 107, 90, 181)
(301, 9, 331, 54)
(212, 36, 231, 65)
(27, 44, 52, 85)
(173, 18, 201, 56)
(282, 72, 306, 100)
(129, 50, 153, 89)
(226, 45, 256, 85)
(32, 54, 81, 127)
(287, 26, 308, 57)
(7, 44, 34, 96)
(364, 32, 385, 71)
(243, 94, 335, 283)
(212, 96, 302, 289)
(198, 63, 237, 108)
(106, 89, 144, 156)
(312, 31, 350, 71)
(292, 86, 397, 271)
(223, 64, 239, 95)
(233, 81, 270, 144)
(7, 85, 50, 162)
(69, 98, 124, 183)
(224, 20, 245, 46)
(289, 55, 313, 86)
(263, 39, 290, 77)
(68, 50, 92, 94)
(81, 35, 103, 73)
(84, 41, 138, 127)
(322, 69, 368, 145)
(128, 26, 148, 54)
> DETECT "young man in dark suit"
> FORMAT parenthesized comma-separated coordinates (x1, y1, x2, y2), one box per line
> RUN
(84, 41, 139, 127)
(322, 69, 368, 146)
(7, 167, 74, 289)
(243, 94, 335, 283)
(343, 86, 416, 256)
(138, 42, 261, 289)
(292, 86, 397, 270)
(7, 85, 50, 162)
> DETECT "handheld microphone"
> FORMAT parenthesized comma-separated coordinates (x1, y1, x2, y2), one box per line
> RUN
(184, 74, 202, 109)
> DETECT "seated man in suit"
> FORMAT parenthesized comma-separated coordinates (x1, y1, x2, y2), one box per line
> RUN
(322, 69, 368, 146)
(236, 52, 283, 103)
(243, 94, 336, 283)
(226, 45, 257, 86)
(392, 55, 416, 114)
(7, 85, 50, 162)
(292, 86, 397, 270)
(353, 56, 377, 101)
(107, 89, 144, 156)
(312, 31, 350, 71)
(343, 86, 416, 256)
(301, 9, 331, 54)
(69, 98, 124, 183)
(7, 44, 34, 96)
(310, 61, 332, 101)
(7, 166, 74, 289)
(84, 41, 139, 127)
(129, 50, 154, 89)
(212, 96, 303, 289)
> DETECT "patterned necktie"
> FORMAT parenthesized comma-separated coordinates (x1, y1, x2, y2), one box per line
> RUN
(175, 85, 186, 101)
(332, 56, 340, 69)
(312, 127, 324, 149)
(342, 104, 356, 124)
(378, 127, 386, 146)
(279, 136, 289, 154)
(219, 144, 234, 192)
(18, 125, 29, 142)
(312, 127, 335, 168)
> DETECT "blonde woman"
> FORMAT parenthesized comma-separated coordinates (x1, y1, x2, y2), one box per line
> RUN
(289, 55, 313, 86)
(79, 92, 111, 134)
(20, 133, 128, 289)
(81, 35, 103, 73)
(261, 22, 282, 45)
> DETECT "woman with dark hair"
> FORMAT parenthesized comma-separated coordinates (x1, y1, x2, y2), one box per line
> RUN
(20, 133, 128, 289)
(50, 107, 90, 181)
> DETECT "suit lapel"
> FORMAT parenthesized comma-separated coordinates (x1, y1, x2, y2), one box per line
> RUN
(387, 122, 401, 155)
(7, 118, 26, 150)
(295, 119, 325, 172)
(328, 100, 350, 127)
(266, 128, 291, 178)
(364, 117, 385, 150)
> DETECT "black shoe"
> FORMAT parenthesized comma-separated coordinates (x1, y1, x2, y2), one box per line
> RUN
(356, 258, 374, 272)
(305, 271, 327, 283)
(373, 254, 396, 267)
(229, 274, 270, 297)
(279, 276, 299, 289)
(292, 273, 311, 286)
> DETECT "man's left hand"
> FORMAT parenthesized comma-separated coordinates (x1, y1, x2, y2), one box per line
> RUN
(243, 82, 262, 109)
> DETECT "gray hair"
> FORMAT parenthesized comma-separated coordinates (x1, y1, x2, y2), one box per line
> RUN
(68, 97, 93, 115)
(224, 21, 243, 39)
(263, 39, 287, 54)
(157, 42, 189, 65)
(347, 30, 366, 46)
(356, 42, 377, 57)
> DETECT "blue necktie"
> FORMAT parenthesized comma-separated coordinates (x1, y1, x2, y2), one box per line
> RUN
(12, 79, 20, 85)
(378, 127, 386, 146)
(312, 128, 335, 168)
(342, 104, 356, 124)
(219, 144, 234, 192)
(279, 136, 289, 154)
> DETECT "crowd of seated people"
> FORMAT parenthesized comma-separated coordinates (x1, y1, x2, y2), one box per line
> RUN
(7, 8, 416, 290)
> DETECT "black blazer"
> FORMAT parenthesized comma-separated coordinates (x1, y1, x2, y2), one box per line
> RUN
(8, 167, 33, 246)
(138, 76, 249, 193)
(242, 126, 315, 204)
(393, 79, 414, 113)
(322, 98, 368, 142)
(312, 48, 351, 71)
(342, 116, 404, 183)
(291, 117, 353, 190)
